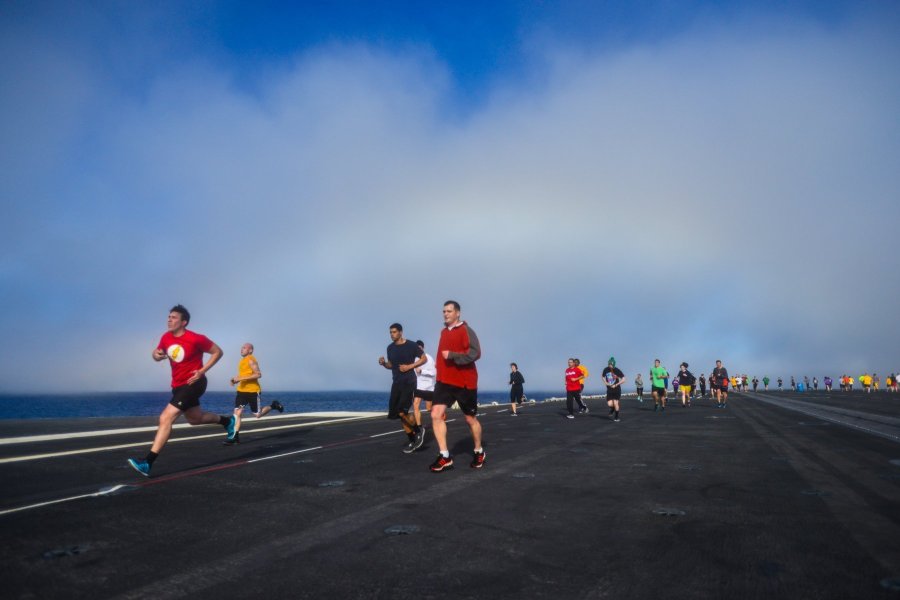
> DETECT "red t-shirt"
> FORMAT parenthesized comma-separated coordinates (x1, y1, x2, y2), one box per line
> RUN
(565, 367, 582, 391)
(157, 330, 213, 388)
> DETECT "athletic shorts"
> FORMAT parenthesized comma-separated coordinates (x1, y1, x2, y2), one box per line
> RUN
(415, 389, 435, 402)
(651, 386, 666, 396)
(606, 387, 621, 400)
(234, 391, 261, 413)
(434, 381, 478, 416)
(388, 380, 416, 419)
(510, 386, 524, 403)
(169, 376, 208, 411)
(679, 385, 692, 393)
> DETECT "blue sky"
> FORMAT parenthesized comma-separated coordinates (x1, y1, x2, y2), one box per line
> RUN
(2, 1, 899, 393)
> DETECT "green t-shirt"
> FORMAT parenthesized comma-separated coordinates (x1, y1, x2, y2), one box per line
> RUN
(650, 366, 669, 388)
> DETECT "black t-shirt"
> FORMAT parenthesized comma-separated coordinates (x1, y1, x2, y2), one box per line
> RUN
(386, 341, 423, 383)
(712, 367, 728, 387)
(510, 371, 525, 387)
(679, 369, 696, 386)
(601, 366, 624, 388)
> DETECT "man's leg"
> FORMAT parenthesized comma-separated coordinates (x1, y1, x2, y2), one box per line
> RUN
(465, 413, 482, 451)
(150, 404, 184, 454)
(233, 407, 243, 432)
(183, 405, 227, 426)
(413, 397, 422, 426)
(399, 412, 416, 435)
(431, 404, 448, 453)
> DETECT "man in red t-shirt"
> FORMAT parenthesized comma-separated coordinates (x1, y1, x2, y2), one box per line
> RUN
(127, 305, 233, 477)
(428, 300, 484, 472)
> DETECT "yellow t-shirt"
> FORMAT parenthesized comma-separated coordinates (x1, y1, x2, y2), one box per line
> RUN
(236, 355, 261, 393)
(577, 365, 589, 385)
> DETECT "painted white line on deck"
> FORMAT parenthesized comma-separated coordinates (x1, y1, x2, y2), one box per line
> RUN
(0, 414, 384, 464)
(0, 484, 132, 517)
(0, 412, 385, 446)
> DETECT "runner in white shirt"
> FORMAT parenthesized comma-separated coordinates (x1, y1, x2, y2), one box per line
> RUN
(413, 340, 437, 428)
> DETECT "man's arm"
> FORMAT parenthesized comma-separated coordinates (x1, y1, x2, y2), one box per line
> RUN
(230, 359, 262, 386)
(448, 325, 481, 365)
(399, 354, 427, 373)
(188, 342, 223, 384)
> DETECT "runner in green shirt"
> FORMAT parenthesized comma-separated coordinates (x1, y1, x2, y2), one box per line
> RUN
(650, 359, 669, 412)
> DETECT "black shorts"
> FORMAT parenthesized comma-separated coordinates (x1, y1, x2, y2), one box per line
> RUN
(415, 389, 434, 401)
(388, 380, 416, 419)
(510, 385, 524, 403)
(234, 391, 261, 413)
(651, 386, 666, 396)
(434, 381, 478, 416)
(606, 387, 621, 401)
(636, 387, 643, 394)
(169, 376, 208, 411)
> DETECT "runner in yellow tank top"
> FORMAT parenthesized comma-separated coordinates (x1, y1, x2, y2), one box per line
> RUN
(227, 343, 284, 444)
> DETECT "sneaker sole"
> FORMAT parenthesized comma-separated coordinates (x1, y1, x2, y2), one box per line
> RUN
(127, 459, 150, 478)
(430, 462, 454, 472)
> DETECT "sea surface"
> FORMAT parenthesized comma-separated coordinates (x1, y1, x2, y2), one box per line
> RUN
(0, 390, 558, 420)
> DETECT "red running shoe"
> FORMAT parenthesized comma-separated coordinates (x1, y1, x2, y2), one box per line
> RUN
(429, 455, 454, 472)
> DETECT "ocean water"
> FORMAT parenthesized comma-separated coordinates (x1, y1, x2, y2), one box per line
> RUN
(0, 390, 558, 420)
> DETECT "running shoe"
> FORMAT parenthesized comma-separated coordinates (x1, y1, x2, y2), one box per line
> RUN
(223, 433, 240, 445)
(470, 450, 486, 469)
(271, 400, 285, 413)
(614, 417, 620, 422)
(127, 458, 151, 477)
(566, 414, 575, 419)
(226, 415, 237, 441)
(654, 404, 659, 412)
(402, 440, 416, 454)
(580, 407, 590, 414)
(429, 455, 454, 472)
(413, 427, 425, 451)
(511, 411, 518, 416)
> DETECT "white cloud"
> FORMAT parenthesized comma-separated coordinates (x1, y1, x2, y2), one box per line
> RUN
(2, 9, 899, 393)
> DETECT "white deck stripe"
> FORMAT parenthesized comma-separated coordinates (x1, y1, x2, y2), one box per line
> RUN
(0, 414, 384, 464)
(0, 411, 385, 446)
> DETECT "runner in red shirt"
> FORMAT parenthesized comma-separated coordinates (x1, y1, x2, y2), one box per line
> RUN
(429, 300, 484, 472)
(127, 305, 234, 477)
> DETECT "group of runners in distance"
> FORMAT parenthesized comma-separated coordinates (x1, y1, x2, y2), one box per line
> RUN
(129, 303, 898, 479)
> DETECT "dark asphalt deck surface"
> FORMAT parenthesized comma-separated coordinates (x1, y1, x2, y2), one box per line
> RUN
(1, 391, 899, 599)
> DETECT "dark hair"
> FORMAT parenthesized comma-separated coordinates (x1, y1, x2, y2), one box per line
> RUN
(510, 362, 518, 369)
(416, 340, 424, 348)
(390, 323, 403, 332)
(170, 304, 190, 325)
(443, 300, 460, 311)
(681, 362, 688, 368)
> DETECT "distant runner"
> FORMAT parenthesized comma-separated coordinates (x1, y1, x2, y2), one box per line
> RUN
(225, 343, 284, 445)
(678, 362, 695, 407)
(712, 360, 729, 408)
(602, 357, 626, 422)
(509, 362, 525, 416)
(565, 358, 583, 419)
(650, 359, 669, 412)
(634, 373, 644, 403)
